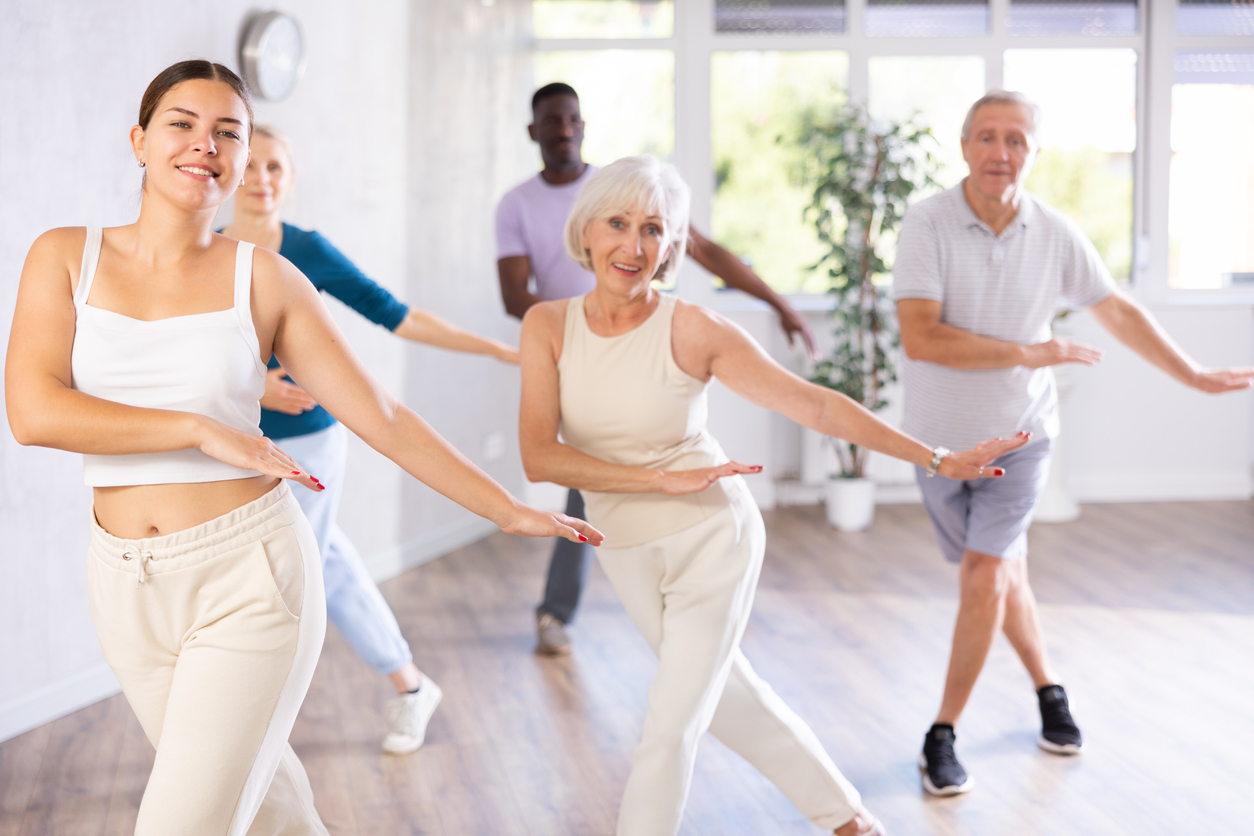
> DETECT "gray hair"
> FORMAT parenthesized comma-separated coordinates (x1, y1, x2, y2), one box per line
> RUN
(961, 90, 1042, 142)
(564, 155, 691, 286)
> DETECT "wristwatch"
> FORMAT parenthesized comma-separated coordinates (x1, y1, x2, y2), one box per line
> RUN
(926, 446, 951, 478)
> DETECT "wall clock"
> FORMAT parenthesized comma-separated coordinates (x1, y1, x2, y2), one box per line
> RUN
(240, 11, 305, 102)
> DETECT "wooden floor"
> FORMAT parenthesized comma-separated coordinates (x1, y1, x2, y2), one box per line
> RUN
(2, 500, 1252, 836)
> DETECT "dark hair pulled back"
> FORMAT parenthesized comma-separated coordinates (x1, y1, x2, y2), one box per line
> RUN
(138, 59, 254, 138)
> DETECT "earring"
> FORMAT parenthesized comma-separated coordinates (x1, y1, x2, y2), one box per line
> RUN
(137, 160, 145, 168)
(239, 179, 246, 186)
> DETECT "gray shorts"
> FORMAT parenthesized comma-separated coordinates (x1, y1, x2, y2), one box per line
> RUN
(915, 439, 1053, 564)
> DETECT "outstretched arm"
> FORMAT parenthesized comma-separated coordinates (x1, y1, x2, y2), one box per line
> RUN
(518, 300, 761, 495)
(1088, 291, 1254, 393)
(393, 308, 519, 364)
(687, 226, 818, 359)
(673, 301, 1029, 478)
(257, 252, 599, 544)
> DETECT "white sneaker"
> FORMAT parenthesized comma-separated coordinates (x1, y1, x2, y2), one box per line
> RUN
(382, 676, 443, 755)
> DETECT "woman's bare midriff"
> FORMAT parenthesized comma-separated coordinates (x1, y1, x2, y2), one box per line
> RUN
(93, 475, 281, 540)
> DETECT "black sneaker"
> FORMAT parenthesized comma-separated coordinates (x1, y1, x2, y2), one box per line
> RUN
(919, 723, 974, 796)
(1037, 684, 1083, 755)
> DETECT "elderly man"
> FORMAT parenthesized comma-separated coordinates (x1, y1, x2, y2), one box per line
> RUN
(497, 82, 818, 656)
(894, 90, 1254, 797)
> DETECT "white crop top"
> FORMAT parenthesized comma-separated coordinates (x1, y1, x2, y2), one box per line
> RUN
(71, 227, 269, 487)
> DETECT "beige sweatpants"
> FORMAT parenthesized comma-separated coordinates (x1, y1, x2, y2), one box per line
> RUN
(86, 482, 329, 836)
(596, 486, 862, 836)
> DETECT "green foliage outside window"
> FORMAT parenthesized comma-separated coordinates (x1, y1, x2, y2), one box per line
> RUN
(1027, 149, 1134, 281)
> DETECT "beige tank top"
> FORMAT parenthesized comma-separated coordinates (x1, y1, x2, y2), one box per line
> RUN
(558, 292, 746, 548)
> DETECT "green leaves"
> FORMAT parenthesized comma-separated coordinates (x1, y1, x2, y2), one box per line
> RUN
(797, 102, 941, 477)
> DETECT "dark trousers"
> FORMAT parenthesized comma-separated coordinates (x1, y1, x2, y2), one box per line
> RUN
(536, 489, 594, 624)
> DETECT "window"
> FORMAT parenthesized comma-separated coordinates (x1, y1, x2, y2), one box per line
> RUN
(533, 0, 674, 39)
(715, 0, 846, 34)
(533, 51, 675, 164)
(711, 52, 849, 293)
(534, 1, 1254, 299)
(1007, 0, 1138, 36)
(1177, 0, 1254, 36)
(1168, 51, 1254, 289)
(867, 56, 986, 189)
(1005, 48, 1137, 280)
(865, 0, 989, 36)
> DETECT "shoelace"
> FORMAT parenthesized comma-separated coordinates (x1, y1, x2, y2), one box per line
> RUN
(121, 546, 153, 588)
(1041, 693, 1078, 732)
(387, 693, 423, 737)
(924, 735, 962, 769)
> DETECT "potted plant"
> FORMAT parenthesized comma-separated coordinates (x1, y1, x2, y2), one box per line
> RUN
(793, 102, 941, 531)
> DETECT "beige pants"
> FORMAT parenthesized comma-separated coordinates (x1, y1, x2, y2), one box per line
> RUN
(87, 483, 329, 836)
(597, 487, 862, 836)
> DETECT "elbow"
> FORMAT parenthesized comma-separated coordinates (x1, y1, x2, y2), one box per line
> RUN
(7, 410, 45, 448)
(900, 336, 928, 362)
(521, 452, 548, 484)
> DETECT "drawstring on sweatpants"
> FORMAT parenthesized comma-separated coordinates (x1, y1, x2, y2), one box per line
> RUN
(122, 546, 153, 588)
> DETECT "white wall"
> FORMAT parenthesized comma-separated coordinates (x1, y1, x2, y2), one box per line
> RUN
(0, 0, 535, 743)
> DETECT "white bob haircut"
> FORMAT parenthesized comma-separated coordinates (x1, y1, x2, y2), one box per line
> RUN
(564, 155, 691, 286)
(961, 90, 1043, 143)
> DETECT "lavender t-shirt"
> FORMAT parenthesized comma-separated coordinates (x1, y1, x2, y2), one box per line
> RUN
(495, 166, 599, 301)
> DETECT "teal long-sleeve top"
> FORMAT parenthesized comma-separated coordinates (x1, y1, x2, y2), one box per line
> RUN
(258, 223, 409, 440)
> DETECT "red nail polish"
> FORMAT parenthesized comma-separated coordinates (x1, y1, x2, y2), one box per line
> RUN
(291, 471, 301, 476)
(995, 468, 1005, 476)
(578, 535, 588, 542)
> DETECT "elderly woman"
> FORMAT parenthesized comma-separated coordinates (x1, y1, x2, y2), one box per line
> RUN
(519, 156, 1028, 836)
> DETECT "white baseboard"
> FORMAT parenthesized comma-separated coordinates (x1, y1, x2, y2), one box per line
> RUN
(1071, 472, 1253, 504)
(363, 514, 498, 584)
(0, 663, 121, 744)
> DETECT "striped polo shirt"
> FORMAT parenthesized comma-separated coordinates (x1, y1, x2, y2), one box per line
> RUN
(892, 182, 1115, 452)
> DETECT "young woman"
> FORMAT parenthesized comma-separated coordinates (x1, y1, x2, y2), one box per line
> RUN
(5, 60, 599, 836)
(221, 125, 517, 756)
(518, 156, 1028, 836)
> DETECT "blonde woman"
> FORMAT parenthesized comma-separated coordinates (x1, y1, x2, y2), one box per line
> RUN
(221, 125, 517, 755)
(6, 60, 599, 836)
(519, 156, 1027, 836)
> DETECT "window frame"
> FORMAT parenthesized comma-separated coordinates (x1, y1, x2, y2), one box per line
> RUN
(533, 0, 1254, 306)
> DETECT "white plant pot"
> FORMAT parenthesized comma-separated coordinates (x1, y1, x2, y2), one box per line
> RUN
(825, 477, 876, 531)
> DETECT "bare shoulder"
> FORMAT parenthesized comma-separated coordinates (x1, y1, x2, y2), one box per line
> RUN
(22, 227, 88, 293)
(27, 227, 87, 263)
(521, 298, 568, 336)
(672, 297, 746, 343)
(248, 243, 309, 292)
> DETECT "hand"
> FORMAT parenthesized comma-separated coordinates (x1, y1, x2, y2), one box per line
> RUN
(1023, 338, 1103, 369)
(196, 417, 324, 492)
(1189, 366, 1254, 394)
(776, 304, 819, 361)
(495, 345, 522, 365)
(657, 461, 763, 496)
(261, 367, 318, 415)
(936, 432, 1033, 480)
(500, 505, 604, 546)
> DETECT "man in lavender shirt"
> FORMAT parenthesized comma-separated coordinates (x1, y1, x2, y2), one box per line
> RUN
(497, 82, 818, 656)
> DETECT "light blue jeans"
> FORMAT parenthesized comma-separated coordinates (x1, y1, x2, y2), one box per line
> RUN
(280, 422, 413, 676)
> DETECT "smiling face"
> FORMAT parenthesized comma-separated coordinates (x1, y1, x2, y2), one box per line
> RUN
(581, 206, 670, 294)
(960, 101, 1039, 204)
(130, 78, 251, 212)
(236, 134, 295, 217)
